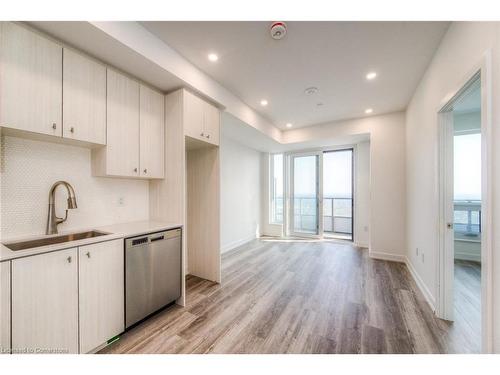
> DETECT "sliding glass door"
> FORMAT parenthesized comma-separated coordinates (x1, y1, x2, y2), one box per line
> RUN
(323, 149, 353, 241)
(289, 152, 322, 238)
(286, 148, 353, 241)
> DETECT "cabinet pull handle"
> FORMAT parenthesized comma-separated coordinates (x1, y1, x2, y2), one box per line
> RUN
(134, 168, 138, 173)
(206, 134, 210, 139)
(67, 256, 72, 263)
(143, 169, 147, 174)
(86, 252, 91, 259)
(200, 132, 204, 137)
(52, 123, 57, 130)
(70, 126, 75, 133)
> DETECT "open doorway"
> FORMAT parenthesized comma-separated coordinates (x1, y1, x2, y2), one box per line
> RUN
(438, 73, 483, 352)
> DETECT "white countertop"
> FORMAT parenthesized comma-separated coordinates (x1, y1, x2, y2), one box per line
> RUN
(0, 220, 182, 262)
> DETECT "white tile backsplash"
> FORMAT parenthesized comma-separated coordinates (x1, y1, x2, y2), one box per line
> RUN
(0, 136, 149, 239)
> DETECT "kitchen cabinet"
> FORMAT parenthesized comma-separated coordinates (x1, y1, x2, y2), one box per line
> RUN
(92, 70, 165, 179)
(0, 22, 62, 137)
(183, 90, 220, 146)
(78, 239, 124, 353)
(93, 69, 140, 178)
(140, 84, 165, 178)
(11, 247, 78, 354)
(63, 48, 106, 145)
(0, 262, 10, 354)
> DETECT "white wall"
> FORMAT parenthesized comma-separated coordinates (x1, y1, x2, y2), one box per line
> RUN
(355, 141, 370, 248)
(283, 112, 406, 260)
(405, 22, 500, 351)
(220, 134, 261, 253)
(0, 136, 149, 239)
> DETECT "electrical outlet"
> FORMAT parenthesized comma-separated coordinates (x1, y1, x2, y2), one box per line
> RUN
(118, 197, 125, 206)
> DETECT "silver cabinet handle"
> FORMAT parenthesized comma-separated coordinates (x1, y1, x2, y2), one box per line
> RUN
(52, 123, 57, 130)
(86, 252, 91, 259)
(143, 169, 147, 174)
(200, 132, 204, 137)
(67, 256, 72, 263)
(134, 168, 138, 173)
(70, 127, 75, 133)
(206, 134, 210, 139)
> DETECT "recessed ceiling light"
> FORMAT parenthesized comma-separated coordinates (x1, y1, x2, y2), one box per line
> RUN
(286, 123, 293, 128)
(366, 72, 377, 80)
(260, 99, 268, 106)
(365, 108, 373, 114)
(208, 53, 218, 62)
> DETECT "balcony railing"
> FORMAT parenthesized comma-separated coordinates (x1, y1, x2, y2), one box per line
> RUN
(454, 200, 481, 240)
(272, 196, 353, 235)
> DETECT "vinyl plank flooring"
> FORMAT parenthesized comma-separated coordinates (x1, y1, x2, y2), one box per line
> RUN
(100, 239, 478, 354)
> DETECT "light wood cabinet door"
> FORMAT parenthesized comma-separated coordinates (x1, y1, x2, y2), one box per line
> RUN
(0, 22, 62, 136)
(140, 85, 165, 179)
(106, 69, 140, 177)
(79, 240, 124, 353)
(203, 101, 220, 146)
(11, 248, 78, 354)
(63, 48, 106, 145)
(183, 90, 204, 141)
(0, 262, 10, 354)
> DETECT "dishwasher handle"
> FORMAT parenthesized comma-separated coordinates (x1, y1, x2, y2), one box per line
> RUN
(128, 228, 181, 247)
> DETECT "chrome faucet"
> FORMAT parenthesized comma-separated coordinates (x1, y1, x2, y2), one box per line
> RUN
(46, 181, 78, 235)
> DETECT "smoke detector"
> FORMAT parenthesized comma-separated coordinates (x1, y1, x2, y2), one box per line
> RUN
(270, 22, 287, 40)
(304, 86, 319, 95)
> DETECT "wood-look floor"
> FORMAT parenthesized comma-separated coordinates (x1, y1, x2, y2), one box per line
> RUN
(101, 239, 479, 354)
(454, 260, 481, 352)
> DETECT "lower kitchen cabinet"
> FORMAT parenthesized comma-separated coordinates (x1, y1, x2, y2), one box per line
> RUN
(78, 239, 124, 353)
(11, 247, 79, 354)
(0, 261, 10, 354)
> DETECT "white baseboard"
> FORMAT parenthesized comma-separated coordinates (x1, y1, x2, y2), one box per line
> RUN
(369, 251, 406, 263)
(355, 242, 369, 248)
(221, 235, 257, 253)
(405, 257, 436, 312)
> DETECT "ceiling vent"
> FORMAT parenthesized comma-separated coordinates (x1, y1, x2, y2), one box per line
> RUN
(270, 22, 287, 40)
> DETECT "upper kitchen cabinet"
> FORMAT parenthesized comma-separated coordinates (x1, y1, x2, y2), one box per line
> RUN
(63, 48, 106, 145)
(183, 90, 220, 146)
(0, 22, 62, 137)
(140, 84, 165, 179)
(93, 71, 165, 179)
(93, 69, 140, 178)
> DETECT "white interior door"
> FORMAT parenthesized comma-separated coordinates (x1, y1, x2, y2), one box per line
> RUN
(289, 152, 323, 238)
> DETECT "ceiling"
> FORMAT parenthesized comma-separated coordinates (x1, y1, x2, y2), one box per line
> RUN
(221, 112, 369, 153)
(141, 21, 449, 129)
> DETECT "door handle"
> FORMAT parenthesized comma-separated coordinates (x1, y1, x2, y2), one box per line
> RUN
(447, 223, 453, 229)
(86, 252, 91, 259)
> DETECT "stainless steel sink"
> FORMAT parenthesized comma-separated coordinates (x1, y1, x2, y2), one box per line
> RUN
(3, 230, 110, 251)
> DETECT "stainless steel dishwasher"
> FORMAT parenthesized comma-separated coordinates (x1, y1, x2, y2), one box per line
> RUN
(125, 228, 182, 329)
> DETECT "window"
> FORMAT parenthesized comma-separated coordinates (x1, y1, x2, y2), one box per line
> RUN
(270, 153, 284, 224)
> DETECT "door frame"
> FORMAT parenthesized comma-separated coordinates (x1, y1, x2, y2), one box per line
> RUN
(436, 51, 492, 353)
(287, 150, 323, 238)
